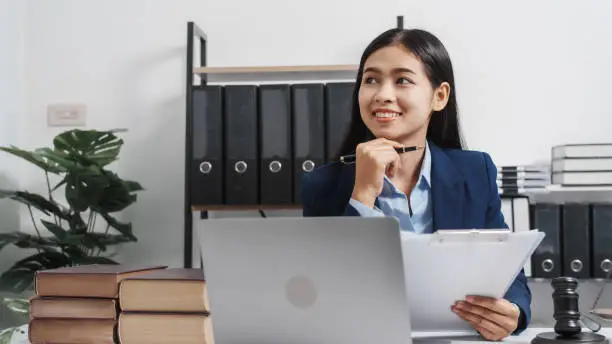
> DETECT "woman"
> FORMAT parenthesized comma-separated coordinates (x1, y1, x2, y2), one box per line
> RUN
(299, 28, 531, 340)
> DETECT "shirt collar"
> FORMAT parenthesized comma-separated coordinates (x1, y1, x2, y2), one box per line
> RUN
(419, 140, 432, 188)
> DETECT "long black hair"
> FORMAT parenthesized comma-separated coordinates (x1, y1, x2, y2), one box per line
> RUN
(337, 28, 464, 158)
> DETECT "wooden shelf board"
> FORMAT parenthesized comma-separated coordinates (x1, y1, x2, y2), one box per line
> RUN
(194, 64, 358, 75)
(192, 205, 302, 211)
(193, 64, 359, 83)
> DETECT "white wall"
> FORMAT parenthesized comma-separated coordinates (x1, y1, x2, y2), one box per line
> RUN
(0, 0, 20, 149)
(0, 0, 24, 190)
(399, 0, 612, 165)
(9, 0, 612, 269)
(0, 0, 27, 328)
(0, 0, 25, 273)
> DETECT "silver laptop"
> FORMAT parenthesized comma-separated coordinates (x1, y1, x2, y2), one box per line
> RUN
(197, 216, 413, 344)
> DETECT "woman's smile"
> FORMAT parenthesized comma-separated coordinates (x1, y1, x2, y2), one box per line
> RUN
(373, 108, 402, 122)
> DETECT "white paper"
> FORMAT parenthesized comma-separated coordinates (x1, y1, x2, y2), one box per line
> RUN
(400, 229, 545, 333)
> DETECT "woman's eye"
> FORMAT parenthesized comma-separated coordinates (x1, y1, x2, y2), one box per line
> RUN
(397, 77, 412, 85)
(364, 77, 376, 84)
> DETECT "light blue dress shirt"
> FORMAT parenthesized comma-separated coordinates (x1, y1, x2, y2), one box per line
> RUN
(348, 141, 433, 233)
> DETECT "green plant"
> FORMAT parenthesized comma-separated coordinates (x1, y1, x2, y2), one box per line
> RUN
(0, 129, 143, 294)
(0, 297, 28, 344)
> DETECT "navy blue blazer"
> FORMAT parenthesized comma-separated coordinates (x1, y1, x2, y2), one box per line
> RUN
(299, 142, 531, 333)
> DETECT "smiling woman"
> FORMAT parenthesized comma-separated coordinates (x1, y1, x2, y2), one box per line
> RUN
(357, 45, 452, 147)
(299, 28, 533, 341)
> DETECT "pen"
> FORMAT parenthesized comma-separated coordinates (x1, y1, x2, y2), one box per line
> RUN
(339, 145, 424, 164)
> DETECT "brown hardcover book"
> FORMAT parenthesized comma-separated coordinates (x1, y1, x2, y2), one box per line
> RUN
(35, 264, 167, 298)
(29, 318, 116, 344)
(119, 268, 209, 313)
(117, 312, 214, 344)
(30, 296, 117, 320)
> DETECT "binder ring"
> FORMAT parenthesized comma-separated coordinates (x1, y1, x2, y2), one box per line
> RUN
(601, 259, 612, 273)
(571, 259, 583, 273)
(234, 161, 248, 174)
(302, 160, 315, 172)
(199, 161, 212, 174)
(542, 259, 554, 273)
(269, 160, 282, 173)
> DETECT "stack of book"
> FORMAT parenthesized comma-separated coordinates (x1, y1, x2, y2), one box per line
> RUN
(116, 268, 213, 344)
(28, 264, 166, 344)
(496, 164, 551, 196)
(551, 143, 612, 187)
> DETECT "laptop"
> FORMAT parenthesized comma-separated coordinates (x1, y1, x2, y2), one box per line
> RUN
(197, 216, 413, 344)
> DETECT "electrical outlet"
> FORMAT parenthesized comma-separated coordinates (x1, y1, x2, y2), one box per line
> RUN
(47, 103, 87, 127)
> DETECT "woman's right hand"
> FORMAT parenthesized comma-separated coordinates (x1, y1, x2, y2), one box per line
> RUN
(350, 138, 405, 208)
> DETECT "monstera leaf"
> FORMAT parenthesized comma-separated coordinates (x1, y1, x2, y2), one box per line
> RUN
(0, 147, 65, 174)
(53, 129, 125, 167)
(0, 232, 59, 252)
(95, 171, 142, 213)
(1, 298, 29, 314)
(63, 165, 109, 212)
(96, 212, 136, 240)
(0, 190, 68, 219)
(0, 327, 21, 344)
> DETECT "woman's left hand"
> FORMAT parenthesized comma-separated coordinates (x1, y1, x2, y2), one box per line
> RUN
(451, 295, 520, 341)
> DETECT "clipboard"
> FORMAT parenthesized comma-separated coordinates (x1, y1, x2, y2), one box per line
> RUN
(400, 229, 545, 334)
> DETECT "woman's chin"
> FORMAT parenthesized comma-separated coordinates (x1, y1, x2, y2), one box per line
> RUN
(370, 129, 403, 141)
(368, 122, 426, 144)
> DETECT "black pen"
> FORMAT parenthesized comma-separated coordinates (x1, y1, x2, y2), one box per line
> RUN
(339, 145, 424, 164)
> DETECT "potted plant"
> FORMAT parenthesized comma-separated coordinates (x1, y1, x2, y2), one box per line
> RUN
(0, 129, 143, 343)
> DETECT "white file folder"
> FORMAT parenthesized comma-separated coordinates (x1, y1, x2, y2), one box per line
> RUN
(401, 229, 544, 334)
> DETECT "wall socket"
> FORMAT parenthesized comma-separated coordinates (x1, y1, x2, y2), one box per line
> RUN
(47, 103, 87, 127)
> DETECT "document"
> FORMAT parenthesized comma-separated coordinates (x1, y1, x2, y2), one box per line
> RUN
(400, 229, 544, 334)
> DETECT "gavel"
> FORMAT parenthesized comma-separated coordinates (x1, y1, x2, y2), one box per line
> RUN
(532, 277, 608, 344)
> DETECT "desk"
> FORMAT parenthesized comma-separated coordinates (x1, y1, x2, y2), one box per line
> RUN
(413, 328, 612, 344)
(5, 324, 612, 343)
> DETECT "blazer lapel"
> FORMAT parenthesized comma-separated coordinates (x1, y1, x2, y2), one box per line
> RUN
(429, 143, 466, 230)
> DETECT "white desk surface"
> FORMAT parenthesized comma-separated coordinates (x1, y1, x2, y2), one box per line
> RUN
(413, 327, 612, 344)
(8, 324, 609, 344)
